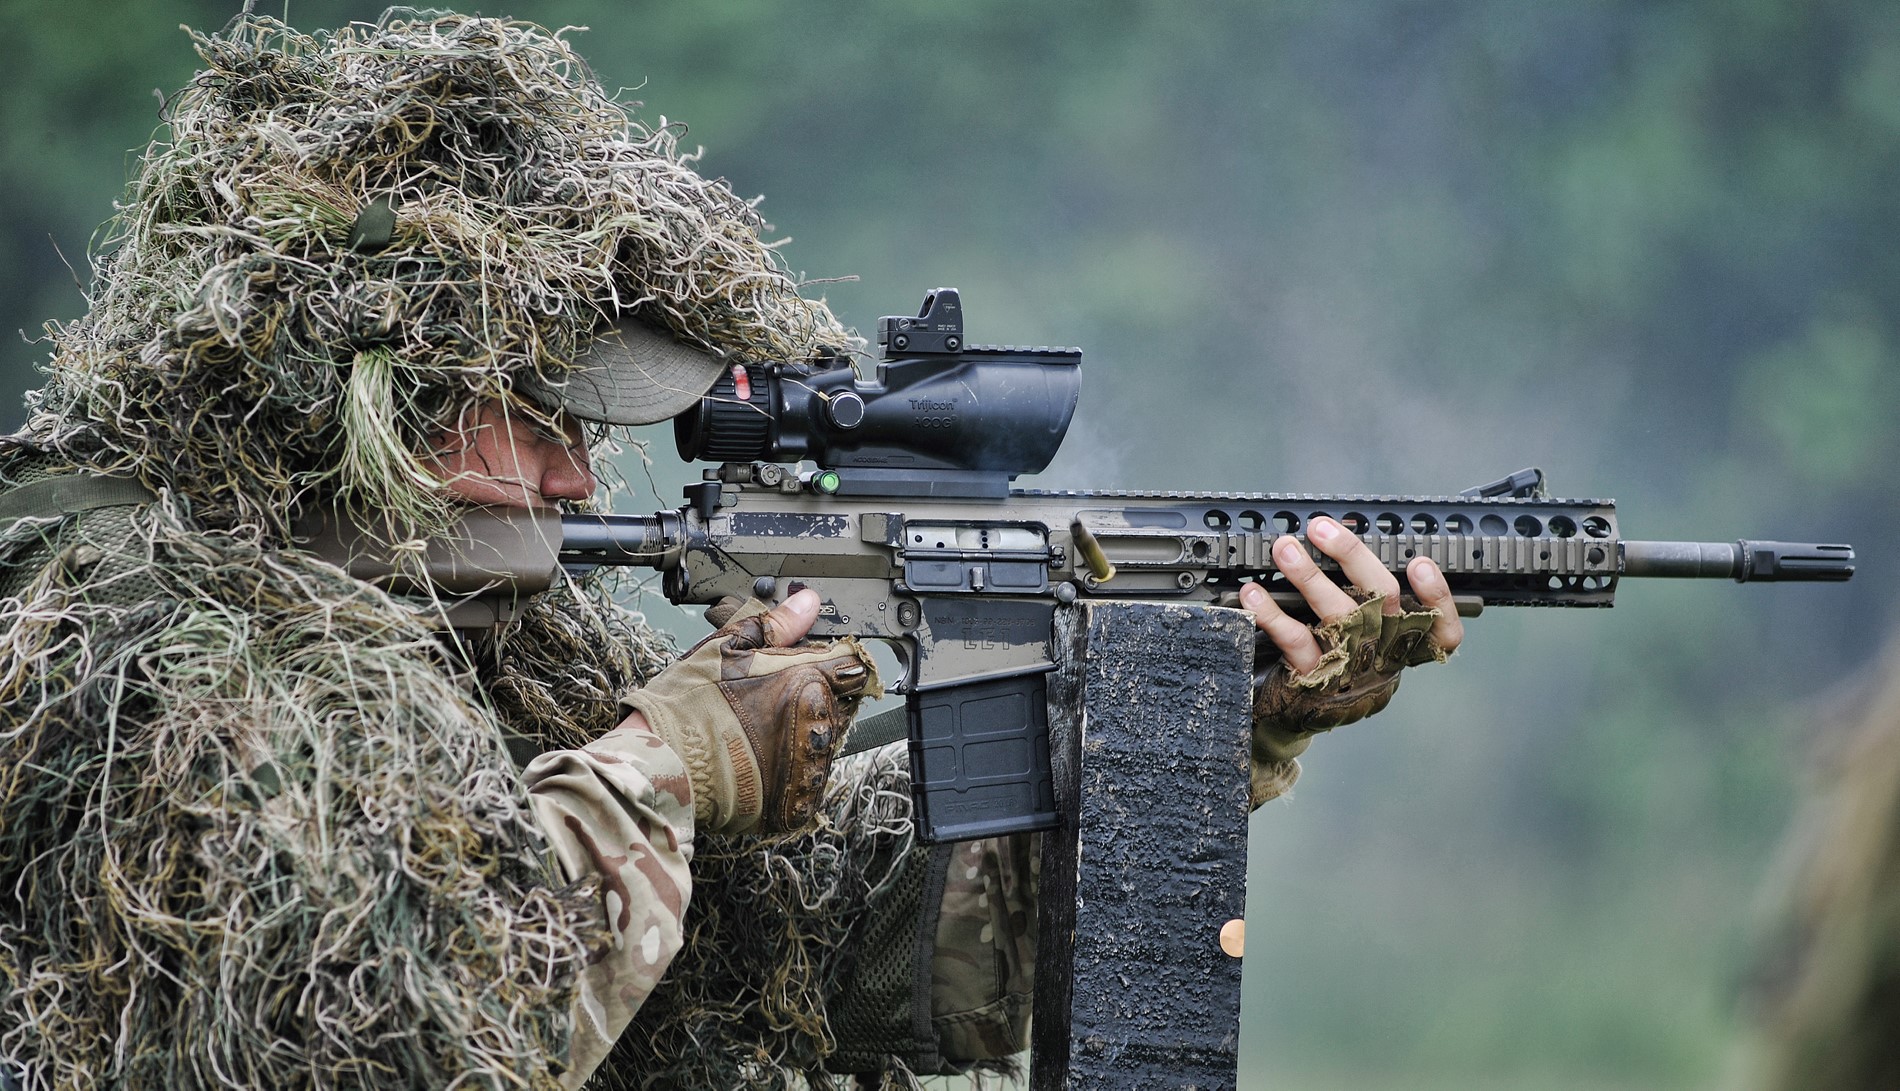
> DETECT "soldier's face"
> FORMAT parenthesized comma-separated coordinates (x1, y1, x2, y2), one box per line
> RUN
(426, 400, 597, 510)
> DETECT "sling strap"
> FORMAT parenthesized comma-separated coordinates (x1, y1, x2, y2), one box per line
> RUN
(842, 703, 909, 758)
(0, 474, 156, 528)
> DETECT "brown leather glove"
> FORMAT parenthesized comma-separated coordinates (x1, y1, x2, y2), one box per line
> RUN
(620, 599, 879, 834)
(1250, 592, 1446, 804)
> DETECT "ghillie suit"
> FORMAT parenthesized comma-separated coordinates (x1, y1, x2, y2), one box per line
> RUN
(0, 489, 616, 1089)
(22, 11, 847, 544)
(0, 10, 1432, 1085)
(0, 10, 1038, 1090)
(1748, 636, 1900, 1091)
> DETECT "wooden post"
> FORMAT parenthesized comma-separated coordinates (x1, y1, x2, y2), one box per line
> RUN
(1031, 601, 1255, 1090)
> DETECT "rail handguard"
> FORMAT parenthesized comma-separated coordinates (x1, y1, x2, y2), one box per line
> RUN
(314, 289, 1856, 844)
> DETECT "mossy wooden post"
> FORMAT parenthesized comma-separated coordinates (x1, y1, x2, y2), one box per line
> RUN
(1031, 601, 1255, 1090)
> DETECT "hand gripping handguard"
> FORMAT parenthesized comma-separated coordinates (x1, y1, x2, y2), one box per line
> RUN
(1249, 593, 1448, 804)
(620, 600, 879, 834)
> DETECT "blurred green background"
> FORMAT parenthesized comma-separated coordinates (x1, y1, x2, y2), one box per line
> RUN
(5, 2, 1892, 1087)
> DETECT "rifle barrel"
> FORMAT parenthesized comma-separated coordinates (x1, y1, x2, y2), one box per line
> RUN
(560, 513, 671, 563)
(1621, 540, 1855, 582)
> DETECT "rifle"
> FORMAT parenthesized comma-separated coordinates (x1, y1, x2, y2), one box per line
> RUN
(314, 288, 1855, 843)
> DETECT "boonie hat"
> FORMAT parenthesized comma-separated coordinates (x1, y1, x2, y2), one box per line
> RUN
(554, 319, 727, 425)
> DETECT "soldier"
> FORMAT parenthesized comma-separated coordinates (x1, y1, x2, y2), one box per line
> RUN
(0, 12, 1461, 1089)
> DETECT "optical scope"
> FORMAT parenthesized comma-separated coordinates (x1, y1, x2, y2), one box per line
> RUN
(674, 289, 1081, 497)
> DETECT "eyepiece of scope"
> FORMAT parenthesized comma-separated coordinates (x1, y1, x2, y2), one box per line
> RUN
(674, 366, 772, 463)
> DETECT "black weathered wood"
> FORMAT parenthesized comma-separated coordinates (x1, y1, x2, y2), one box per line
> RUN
(1030, 610, 1086, 1086)
(1031, 602, 1254, 1090)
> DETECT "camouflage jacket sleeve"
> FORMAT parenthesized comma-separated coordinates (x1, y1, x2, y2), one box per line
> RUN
(927, 833, 1038, 1062)
(521, 719, 695, 1088)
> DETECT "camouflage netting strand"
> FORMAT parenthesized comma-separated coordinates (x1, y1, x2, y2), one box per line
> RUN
(0, 495, 609, 1090)
(474, 572, 677, 751)
(19, 9, 849, 540)
(0, 9, 887, 1089)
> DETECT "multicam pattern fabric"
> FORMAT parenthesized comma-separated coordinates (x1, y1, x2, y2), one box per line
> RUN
(521, 721, 694, 1086)
(932, 835, 1039, 1060)
(1249, 592, 1447, 806)
(620, 601, 878, 835)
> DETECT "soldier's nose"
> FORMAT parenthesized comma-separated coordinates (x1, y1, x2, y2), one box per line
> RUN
(540, 433, 597, 502)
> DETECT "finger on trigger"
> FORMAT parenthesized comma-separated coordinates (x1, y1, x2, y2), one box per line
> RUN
(1241, 581, 1322, 675)
(1309, 516, 1402, 613)
(1406, 557, 1464, 653)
